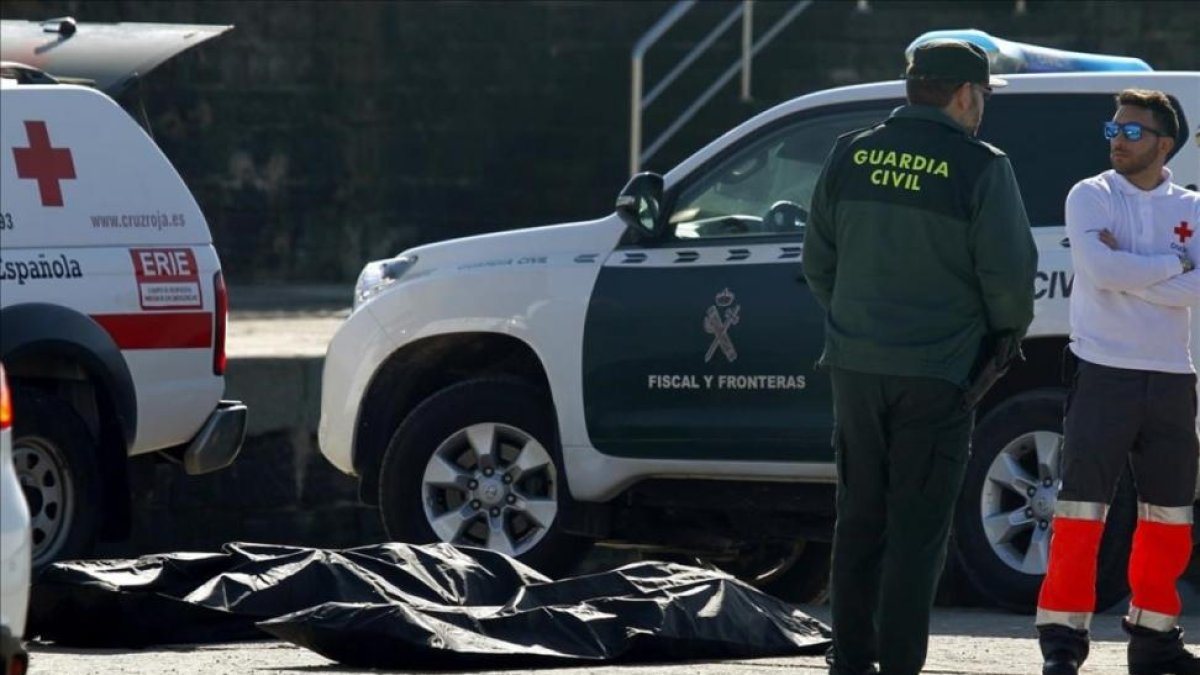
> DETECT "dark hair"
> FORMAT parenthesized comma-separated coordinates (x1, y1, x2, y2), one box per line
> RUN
(906, 78, 964, 108)
(1116, 89, 1179, 140)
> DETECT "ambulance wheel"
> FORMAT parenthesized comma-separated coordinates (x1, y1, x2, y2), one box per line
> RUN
(755, 539, 832, 604)
(12, 389, 102, 569)
(377, 378, 591, 578)
(953, 389, 1135, 614)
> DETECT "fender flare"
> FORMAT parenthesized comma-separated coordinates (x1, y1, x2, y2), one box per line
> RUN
(0, 302, 137, 449)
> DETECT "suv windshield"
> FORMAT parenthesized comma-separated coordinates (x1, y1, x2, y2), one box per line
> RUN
(669, 107, 895, 239)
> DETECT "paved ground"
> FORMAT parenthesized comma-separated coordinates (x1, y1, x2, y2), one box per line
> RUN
(228, 311, 344, 357)
(226, 283, 349, 356)
(26, 604, 1196, 674)
(195, 293, 1200, 675)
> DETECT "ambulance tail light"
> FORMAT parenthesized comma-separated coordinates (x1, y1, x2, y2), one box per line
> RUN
(6, 651, 28, 675)
(0, 363, 11, 430)
(213, 271, 228, 376)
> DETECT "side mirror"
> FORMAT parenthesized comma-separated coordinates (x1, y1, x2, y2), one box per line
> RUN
(615, 172, 665, 240)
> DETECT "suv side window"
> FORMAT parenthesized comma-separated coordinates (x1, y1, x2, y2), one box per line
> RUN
(978, 94, 1122, 226)
(668, 107, 894, 240)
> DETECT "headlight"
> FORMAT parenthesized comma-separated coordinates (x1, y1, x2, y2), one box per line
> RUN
(353, 254, 418, 310)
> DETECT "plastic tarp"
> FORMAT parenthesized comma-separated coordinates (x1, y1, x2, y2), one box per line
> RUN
(28, 542, 831, 669)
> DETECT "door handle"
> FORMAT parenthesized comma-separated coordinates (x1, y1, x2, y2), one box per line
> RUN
(1060, 237, 1071, 248)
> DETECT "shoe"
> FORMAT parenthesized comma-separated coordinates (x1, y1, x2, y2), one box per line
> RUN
(1043, 651, 1080, 675)
(1039, 624, 1090, 675)
(1129, 647, 1200, 675)
(1126, 620, 1200, 675)
(825, 645, 879, 675)
(1130, 657, 1200, 675)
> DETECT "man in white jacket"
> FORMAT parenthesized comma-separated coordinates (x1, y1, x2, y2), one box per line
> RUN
(1036, 89, 1199, 675)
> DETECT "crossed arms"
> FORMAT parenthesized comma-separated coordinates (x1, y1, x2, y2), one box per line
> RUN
(1065, 183, 1199, 308)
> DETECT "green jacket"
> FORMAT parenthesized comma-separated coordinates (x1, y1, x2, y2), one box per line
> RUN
(802, 105, 1037, 386)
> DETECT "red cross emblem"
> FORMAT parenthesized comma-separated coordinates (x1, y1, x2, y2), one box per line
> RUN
(12, 120, 76, 207)
(1176, 221, 1194, 244)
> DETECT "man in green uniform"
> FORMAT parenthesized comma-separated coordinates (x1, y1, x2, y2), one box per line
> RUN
(802, 40, 1037, 675)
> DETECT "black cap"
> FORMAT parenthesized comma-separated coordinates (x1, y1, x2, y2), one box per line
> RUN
(905, 39, 1007, 88)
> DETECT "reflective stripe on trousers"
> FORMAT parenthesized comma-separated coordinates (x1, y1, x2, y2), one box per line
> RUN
(1126, 503, 1193, 631)
(1036, 501, 1108, 630)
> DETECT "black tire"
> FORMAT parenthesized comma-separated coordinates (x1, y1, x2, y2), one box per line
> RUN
(756, 540, 832, 605)
(953, 389, 1135, 614)
(934, 542, 990, 607)
(377, 378, 591, 577)
(11, 389, 102, 569)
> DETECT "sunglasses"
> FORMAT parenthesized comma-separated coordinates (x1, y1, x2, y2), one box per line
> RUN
(972, 83, 992, 100)
(1103, 121, 1167, 142)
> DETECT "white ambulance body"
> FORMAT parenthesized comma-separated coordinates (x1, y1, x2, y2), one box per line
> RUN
(0, 19, 246, 568)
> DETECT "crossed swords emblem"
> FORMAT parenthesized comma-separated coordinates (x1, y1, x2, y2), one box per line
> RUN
(704, 288, 740, 363)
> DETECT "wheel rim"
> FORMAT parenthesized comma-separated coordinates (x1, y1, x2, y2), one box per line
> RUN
(14, 435, 76, 567)
(729, 542, 804, 585)
(421, 422, 559, 558)
(979, 429, 1062, 575)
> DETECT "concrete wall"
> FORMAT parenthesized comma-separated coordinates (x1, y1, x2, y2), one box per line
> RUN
(93, 355, 386, 556)
(4, 1, 1197, 283)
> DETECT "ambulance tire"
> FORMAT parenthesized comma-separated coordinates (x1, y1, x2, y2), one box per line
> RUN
(377, 378, 592, 578)
(953, 389, 1135, 614)
(11, 389, 102, 570)
(756, 539, 832, 604)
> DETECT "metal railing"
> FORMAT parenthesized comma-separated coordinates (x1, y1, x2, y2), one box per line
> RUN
(629, 0, 1033, 175)
(629, 0, 813, 175)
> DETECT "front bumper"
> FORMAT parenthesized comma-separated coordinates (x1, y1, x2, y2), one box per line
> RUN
(183, 400, 248, 475)
(318, 305, 389, 476)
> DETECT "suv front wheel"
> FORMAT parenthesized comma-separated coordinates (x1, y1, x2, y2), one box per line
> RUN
(377, 378, 591, 577)
(953, 389, 1135, 613)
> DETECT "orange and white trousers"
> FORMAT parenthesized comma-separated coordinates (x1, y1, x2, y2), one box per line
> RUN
(1036, 359, 1197, 633)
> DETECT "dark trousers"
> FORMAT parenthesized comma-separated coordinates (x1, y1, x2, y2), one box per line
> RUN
(1058, 359, 1198, 509)
(828, 367, 974, 675)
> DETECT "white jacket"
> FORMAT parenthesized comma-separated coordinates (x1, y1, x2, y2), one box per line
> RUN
(1065, 168, 1200, 374)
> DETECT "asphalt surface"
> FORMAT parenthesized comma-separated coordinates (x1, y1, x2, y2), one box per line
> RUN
(26, 604, 1197, 674)
(68, 292, 1172, 675)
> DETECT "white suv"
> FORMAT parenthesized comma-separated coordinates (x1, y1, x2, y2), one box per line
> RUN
(319, 37, 1199, 612)
(0, 18, 247, 568)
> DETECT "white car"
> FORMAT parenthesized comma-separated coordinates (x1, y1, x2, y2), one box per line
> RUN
(319, 32, 1199, 612)
(0, 363, 31, 674)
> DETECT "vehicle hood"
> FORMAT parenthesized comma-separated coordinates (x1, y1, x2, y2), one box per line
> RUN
(396, 216, 624, 273)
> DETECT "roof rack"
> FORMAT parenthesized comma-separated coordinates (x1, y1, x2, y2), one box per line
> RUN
(0, 61, 60, 85)
(0, 60, 97, 87)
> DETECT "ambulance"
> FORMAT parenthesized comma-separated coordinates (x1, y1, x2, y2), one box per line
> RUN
(319, 31, 1200, 612)
(0, 18, 247, 568)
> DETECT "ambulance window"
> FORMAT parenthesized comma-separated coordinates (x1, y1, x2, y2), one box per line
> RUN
(669, 107, 891, 240)
(978, 93, 1136, 226)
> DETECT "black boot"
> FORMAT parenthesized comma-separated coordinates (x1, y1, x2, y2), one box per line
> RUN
(1125, 620, 1200, 675)
(825, 645, 878, 675)
(1039, 624, 1090, 675)
(1043, 652, 1080, 675)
